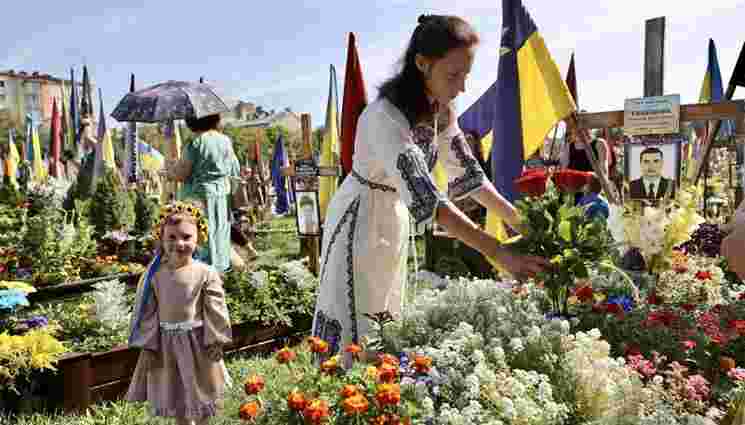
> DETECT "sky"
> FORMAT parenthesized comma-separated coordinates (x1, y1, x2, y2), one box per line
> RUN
(2, 0, 745, 130)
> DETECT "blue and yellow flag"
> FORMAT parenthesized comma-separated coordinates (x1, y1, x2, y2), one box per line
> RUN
(459, 0, 575, 249)
(697, 39, 734, 140)
(319, 64, 339, 221)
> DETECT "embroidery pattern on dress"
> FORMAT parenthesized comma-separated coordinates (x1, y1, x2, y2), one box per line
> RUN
(448, 133, 486, 199)
(396, 146, 444, 225)
(411, 125, 438, 169)
(352, 169, 396, 192)
(344, 198, 361, 344)
(315, 196, 362, 350)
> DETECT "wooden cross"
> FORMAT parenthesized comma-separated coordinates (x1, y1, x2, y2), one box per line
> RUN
(280, 113, 341, 276)
(572, 17, 745, 208)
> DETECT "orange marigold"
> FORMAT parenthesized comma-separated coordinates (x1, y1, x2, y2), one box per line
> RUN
(377, 362, 398, 383)
(342, 394, 370, 415)
(344, 343, 363, 359)
(376, 353, 400, 366)
(303, 399, 330, 425)
(340, 384, 360, 398)
(309, 336, 330, 354)
(320, 356, 339, 374)
(287, 390, 307, 411)
(238, 401, 261, 421)
(413, 354, 432, 374)
(375, 383, 401, 406)
(276, 347, 296, 364)
(244, 375, 265, 395)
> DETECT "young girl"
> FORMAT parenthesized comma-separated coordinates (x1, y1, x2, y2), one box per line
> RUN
(127, 201, 232, 425)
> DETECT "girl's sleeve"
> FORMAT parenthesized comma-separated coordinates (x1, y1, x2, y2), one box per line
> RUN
(202, 268, 233, 347)
(140, 281, 161, 352)
(371, 104, 449, 227)
(437, 122, 488, 201)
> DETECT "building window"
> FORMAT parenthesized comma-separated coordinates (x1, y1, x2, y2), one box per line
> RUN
(0, 81, 5, 87)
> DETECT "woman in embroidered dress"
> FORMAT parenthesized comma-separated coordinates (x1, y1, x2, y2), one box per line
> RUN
(312, 14, 550, 354)
(164, 114, 240, 272)
(127, 202, 232, 425)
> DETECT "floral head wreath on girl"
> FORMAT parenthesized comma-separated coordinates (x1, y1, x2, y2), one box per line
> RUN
(151, 201, 209, 244)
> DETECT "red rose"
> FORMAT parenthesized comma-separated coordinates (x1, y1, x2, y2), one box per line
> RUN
(514, 171, 548, 197)
(681, 340, 697, 350)
(552, 169, 594, 193)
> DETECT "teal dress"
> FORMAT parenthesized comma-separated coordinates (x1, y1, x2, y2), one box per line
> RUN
(179, 131, 240, 272)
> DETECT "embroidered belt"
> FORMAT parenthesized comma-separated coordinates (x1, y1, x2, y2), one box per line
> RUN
(160, 320, 203, 332)
(352, 169, 396, 193)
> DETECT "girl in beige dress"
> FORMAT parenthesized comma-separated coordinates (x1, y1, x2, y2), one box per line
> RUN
(127, 202, 232, 425)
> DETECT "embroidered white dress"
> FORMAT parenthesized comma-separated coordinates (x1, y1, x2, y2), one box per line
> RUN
(312, 98, 487, 353)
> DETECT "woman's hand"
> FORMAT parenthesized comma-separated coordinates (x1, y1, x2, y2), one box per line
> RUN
(493, 247, 551, 281)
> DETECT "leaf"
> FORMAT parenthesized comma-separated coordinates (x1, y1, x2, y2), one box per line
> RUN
(558, 220, 572, 242)
(574, 262, 590, 279)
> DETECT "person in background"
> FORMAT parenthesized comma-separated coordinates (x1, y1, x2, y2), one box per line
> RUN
(577, 174, 609, 221)
(164, 114, 240, 273)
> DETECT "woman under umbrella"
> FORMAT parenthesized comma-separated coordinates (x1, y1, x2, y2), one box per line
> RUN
(164, 113, 240, 273)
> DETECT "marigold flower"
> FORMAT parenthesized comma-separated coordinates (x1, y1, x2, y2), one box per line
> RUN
(575, 285, 594, 303)
(344, 343, 363, 359)
(287, 390, 307, 411)
(413, 354, 432, 374)
(365, 365, 379, 380)
(308, 336, 330, 353)
(276, 347, 296, 364)
(342, 394, 370, 415)
(376, 353, 399, 366)
(720, 356, 737, 372)
(303, 399, 330, 425)
(375, 383, 401, 406)
(244, 375, 264, 395)
(340, 384, 360, 399)
(377, 362, 398, 383)
(238, 401, 261, 421)
(320, 356, 339, 374)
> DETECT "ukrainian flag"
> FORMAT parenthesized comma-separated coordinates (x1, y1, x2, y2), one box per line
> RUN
(697, 39, 734, 140)
(459, 0, 575, 260)
(319, 65, 339, 220)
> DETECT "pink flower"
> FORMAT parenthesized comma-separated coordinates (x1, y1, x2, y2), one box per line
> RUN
(627, 354, 657, 378)
(681, 340, 696, 351)
(727, 368, 745, 381)
(685, 374, 710, 401)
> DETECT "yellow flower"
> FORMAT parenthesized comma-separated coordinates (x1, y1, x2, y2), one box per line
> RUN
(365, 366, 379, 380)
(593, 293, 606, 303)
(567, 296, 579, 306)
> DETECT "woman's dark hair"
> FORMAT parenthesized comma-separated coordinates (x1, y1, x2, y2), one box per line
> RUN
(378, 14, 479, 127)
(185, 114, 221, 133)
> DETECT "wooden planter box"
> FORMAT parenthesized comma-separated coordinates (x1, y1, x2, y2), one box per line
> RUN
(27, 272, 141, 303)
(55, 316, 312, 413)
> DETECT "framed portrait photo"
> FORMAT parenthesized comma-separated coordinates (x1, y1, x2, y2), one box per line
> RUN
(624, 137, 682, 201)
(293, 190, 321, 236)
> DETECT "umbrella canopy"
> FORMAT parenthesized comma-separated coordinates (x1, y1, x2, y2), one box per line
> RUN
(111, 80, 229, 123)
